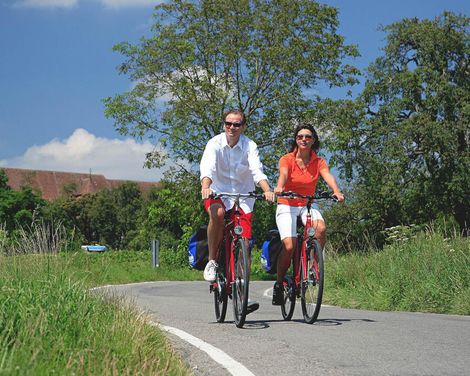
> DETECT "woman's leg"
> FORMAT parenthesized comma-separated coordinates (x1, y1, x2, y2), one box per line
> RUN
(276, 237, 297, 284)
(312, 219, 326, 248)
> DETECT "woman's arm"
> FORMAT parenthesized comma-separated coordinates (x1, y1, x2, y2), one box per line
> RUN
(274, 166, 289, 194)
(320, 167, 345, 203)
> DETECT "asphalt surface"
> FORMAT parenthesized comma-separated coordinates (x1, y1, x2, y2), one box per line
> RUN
(100, 281, 470, 376)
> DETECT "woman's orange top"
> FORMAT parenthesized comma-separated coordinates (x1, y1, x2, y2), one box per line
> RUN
(277, 151, 328, 207)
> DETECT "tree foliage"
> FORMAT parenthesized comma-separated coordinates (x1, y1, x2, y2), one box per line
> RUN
(325, 12, 469, 237)
(104, 0, 359, 175)
(0, 170, 46, 232)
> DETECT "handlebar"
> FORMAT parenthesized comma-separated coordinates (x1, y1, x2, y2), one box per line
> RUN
(211, 191, 267, 201)
(277, 191, 338, 202)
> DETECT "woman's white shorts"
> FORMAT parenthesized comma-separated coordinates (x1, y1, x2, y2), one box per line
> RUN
(275, 204, 324, 240)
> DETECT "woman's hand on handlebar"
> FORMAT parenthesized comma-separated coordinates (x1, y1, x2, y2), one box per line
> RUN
(332, 191, 345, 203)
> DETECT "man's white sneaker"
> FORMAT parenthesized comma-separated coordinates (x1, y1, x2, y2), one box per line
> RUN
(203, 260, 218, 282)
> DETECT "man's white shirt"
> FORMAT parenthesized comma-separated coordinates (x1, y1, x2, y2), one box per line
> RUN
(200, 133, 267, 213)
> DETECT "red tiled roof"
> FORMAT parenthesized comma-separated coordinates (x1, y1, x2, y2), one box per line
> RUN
(2, 167, 159, 201)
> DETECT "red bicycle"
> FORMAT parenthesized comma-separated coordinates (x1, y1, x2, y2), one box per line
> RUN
(277, 191, 337, 324)
(210, 192, 265, 328)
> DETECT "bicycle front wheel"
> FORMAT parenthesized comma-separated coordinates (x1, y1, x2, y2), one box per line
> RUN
(300, 239, 324, 324)
(232, 238, 249, 328)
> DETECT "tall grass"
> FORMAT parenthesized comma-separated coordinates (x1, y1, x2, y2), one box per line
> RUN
(0, 223, 7, 255)
(325, 231, 470, 314)
(3, 219, 69, 255)
(0, 255, 190, 375)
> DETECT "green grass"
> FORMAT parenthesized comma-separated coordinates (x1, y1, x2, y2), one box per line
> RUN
(325, 233, 470, 315)
(0, 253, 191, 376)
(1, 232, 468, 374)
(55, 250, 203, 287)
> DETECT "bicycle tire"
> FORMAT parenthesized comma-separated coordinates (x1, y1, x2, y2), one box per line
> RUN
(214, 274, 228, 323)
(281, 275, 296, 321)
(232, 238, 249, 328)
(300, 239, 324, 324)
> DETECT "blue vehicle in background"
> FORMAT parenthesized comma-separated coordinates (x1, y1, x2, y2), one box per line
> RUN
(81, 245, 107, 252)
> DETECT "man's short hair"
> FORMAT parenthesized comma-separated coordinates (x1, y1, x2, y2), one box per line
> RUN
(223, 109, 246, 125)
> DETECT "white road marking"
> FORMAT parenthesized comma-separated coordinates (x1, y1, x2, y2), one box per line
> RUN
(263, 287, 272, 298)
(89, 281, 157, 292)
(92, 283, 256, 376)
(151, 323, 256, 376)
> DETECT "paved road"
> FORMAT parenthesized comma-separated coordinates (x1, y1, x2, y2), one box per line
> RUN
(101, 281, 470, 376)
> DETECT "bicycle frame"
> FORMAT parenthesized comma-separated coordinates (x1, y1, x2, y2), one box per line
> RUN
(293, 198, 315, 295)
(278, 191, 336, 323)
(210, 191, 264, 328)
(219, 199, 244, 298)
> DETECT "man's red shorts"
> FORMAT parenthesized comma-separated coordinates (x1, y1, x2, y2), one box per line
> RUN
(204, 198, 253, 238)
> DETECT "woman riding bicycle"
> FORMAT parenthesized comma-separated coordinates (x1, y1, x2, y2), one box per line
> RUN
(272, 124, 344, 305)
(200, 109, 275, 314)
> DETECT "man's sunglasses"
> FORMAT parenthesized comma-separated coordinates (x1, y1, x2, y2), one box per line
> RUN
(296, 134, 313, 140)
(224, 121, 245, 128)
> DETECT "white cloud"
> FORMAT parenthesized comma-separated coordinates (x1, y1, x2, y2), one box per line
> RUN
(0, 128, 167, 182)
(99, 0, 158, 9)
(13, 0, 78, 9)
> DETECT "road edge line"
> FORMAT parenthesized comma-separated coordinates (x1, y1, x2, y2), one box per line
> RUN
(150, 322, 255, 376)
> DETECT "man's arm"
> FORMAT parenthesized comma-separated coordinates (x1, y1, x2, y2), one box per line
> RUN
(200, 139, 217, 199)
(246, 141, 275, 202)
(258, 179, 275, 202)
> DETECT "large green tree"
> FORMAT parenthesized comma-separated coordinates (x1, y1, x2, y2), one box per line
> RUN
(326, 12, 469, 236)
(104, 0, 359, 174)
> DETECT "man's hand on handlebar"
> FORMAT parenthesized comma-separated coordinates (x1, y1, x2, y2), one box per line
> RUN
(201, 187, 213, 200)
(263, 191, 276, 202)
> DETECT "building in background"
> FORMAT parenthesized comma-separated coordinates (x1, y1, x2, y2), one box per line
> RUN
(2, 167, 159, 201)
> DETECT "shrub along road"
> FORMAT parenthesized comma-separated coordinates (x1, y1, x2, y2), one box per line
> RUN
(101, 281, 470, 376)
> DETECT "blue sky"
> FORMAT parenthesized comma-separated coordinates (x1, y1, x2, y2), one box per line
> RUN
(0, 0, 468, 182)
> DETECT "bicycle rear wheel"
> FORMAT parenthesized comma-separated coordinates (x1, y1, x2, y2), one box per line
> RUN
(281, 276, 295, 321)
(300, 239, 324, 324)
(232, 238, 249, 328)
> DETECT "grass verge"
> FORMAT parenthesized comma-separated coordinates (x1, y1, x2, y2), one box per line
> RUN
(325, 232, 470, 315)
(0, 254, 191, 375)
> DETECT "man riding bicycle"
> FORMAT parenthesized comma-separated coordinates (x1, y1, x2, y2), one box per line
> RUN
(200, 109, 275, 314)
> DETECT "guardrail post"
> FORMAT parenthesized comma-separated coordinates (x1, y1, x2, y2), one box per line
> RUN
(151, 239, 159, 268)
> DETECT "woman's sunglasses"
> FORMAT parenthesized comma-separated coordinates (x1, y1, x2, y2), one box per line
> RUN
(296, 134, 313, 140)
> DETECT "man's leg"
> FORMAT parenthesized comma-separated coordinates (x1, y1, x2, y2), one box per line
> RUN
(203, 203, 225, 282)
